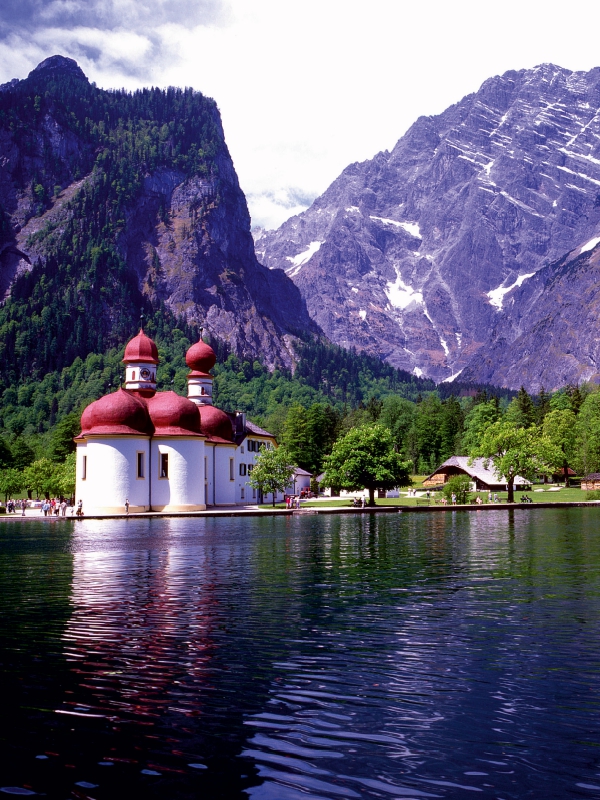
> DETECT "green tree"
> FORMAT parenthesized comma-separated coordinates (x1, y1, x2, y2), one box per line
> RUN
(322, 424, 411, 506)
(11, 437, 35, 469)
(575, 393, 600, 476)
(411, 394, 443, 472)
(304, 403, 339, 474)
(442, 474, 471, 504)
(471, 420, 562, 503)
(379, 396, 415, 458)
(55, 452, 76, 498)
(542, 409, 577, 485)
(463, 400, 500, 454)
(248, 446, 296, 507)
(48, 412, 81, 462)
(0, 437, 13, 468)
(23, 458, 60, 498)
(281, 404, 309, 471)
(439, 395, 464, 460)
(505, 386, 535, 428)
(566, 384, 584, 414)
(535, 387, 552, 425)
(0, 468, 24, 502)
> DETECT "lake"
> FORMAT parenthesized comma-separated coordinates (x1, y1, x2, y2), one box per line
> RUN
(1, 509, 600, 799)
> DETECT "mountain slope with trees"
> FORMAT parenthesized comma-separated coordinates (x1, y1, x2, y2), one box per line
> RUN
(0, 54, 315, 389)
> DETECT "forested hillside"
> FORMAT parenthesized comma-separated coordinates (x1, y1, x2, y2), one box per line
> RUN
(0, 55, 314, 390)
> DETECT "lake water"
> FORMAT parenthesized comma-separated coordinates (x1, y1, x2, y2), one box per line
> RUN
(1, 509, 600, 799)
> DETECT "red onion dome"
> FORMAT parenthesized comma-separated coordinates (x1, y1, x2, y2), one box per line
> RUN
(80, 389, 151, 436)
(186, 340, 216, 375)
(199, 405, 233, 441)
(122, 330, 159, 364)
(146, 391, 203, 436)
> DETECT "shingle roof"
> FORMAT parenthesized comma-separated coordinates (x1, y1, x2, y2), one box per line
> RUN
(294, 467, 312, 477)
(426, 456, 530, 486)
(245, 421, 275, 438)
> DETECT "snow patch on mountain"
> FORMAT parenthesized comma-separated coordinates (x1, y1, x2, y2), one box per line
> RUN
(285, 241, 322, 277)
(385, 271, 424, 309)
(487, 273, 536, 310)
(370, 216, 422, 238)
(580, 236, 600, 253)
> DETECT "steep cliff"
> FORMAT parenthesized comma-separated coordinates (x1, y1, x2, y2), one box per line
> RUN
(256, 64, 600, 385)
(0, 55, 315, 383)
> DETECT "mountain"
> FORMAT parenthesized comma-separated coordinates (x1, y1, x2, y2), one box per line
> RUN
(459, 235, 600, 392)
(255, 64, 600, 388)
(0, 55, 316, 386)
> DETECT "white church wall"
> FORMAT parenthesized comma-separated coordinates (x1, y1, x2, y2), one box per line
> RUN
(150, 438, 206, 512)
(77, 437, 150, 514)
(214, 445, 236, 505)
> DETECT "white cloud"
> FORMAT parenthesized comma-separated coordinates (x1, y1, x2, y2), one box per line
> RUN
(2, 0, 600, 228)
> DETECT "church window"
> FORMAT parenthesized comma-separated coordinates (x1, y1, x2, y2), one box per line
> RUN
(239, 463, 246, 476)
(248, 464, 253, 474)
(137, 452, 145, 479)
(240, 487, 245, 500)
(82, 455, 87, 480)
(229, 458, 234, 481)
(160, 453, 169, 479)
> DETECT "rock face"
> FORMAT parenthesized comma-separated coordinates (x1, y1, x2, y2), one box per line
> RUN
(459, 237, 600, 392)
(256, 64, 600, 385)
(0, 56, 316, 371)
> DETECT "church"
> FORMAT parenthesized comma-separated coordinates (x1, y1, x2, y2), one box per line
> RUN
(75, 330, 278, 514)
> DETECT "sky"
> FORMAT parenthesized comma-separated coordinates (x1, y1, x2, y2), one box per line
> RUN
(1, 0, 600, 230)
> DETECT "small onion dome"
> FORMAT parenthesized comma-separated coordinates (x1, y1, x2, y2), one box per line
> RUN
(199, 405, 233, 441)
(146, 391, 203, 436)
(80, 389, 151, 436)
(186, 340, 216, 375)
(122, 329, 159, 364)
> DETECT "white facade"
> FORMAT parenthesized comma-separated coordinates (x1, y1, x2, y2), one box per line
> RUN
(150, 438, 206, 512)
(77, 437, 151, 514)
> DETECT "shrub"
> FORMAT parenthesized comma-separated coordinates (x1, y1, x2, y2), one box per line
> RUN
(442, 475, 472, 504)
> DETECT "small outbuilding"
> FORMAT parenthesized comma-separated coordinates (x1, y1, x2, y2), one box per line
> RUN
(582, 473, 600, 491)
(423, 456, 530, 492)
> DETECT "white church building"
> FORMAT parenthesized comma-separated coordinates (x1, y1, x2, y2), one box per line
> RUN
(75, 330, 281, 514)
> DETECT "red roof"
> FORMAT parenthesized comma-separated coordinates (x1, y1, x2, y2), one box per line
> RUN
(199, 405, 233, 441)
(80, 389, 152, 436)
(146, 391, 203, 437)
(122, 330, 159, 364)
(186, 340, 216, 374)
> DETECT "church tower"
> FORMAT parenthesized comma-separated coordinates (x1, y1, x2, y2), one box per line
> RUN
(185, 338, 217, 406)
(122, 330, 159, 397)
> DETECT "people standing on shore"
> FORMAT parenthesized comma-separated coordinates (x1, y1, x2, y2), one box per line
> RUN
(76, 499, 83, 517)
(125, 498, 130, 514)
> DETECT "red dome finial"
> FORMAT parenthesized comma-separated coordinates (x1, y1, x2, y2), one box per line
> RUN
(186, 337, 216, 374)
(123, 330, 159, 364)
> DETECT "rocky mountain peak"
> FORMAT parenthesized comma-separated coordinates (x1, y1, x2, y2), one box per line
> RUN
(255, 64, 600, 388)
(29, 55, 87, 81)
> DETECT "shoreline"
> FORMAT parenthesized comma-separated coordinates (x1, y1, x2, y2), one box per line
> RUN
(2, 500, 599, 521)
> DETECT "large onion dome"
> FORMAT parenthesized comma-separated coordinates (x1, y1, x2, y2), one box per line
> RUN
(122, 330, 159, 364)
(199, 405, 233, 441)
(185, 340, 216, 375)
(80, 389, 151, 436)
(146, 392, 203, 436)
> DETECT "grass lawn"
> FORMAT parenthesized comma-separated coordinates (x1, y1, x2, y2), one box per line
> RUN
(279, 486, 593, 509)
